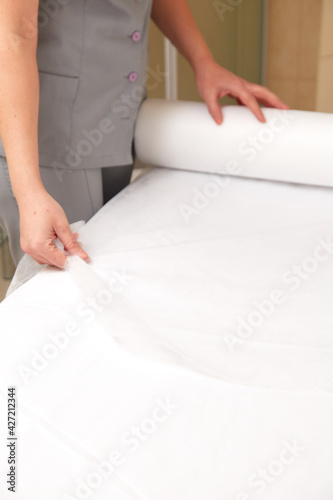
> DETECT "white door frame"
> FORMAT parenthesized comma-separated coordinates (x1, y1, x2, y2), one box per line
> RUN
(164, 38, 178, 100)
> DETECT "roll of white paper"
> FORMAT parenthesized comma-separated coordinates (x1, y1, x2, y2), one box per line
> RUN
(134, 99, 333, 187)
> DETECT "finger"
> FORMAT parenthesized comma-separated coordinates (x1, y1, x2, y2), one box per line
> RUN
(40, 239, 69, 268)
(238, 88, 266, 123)
(29, 242, 67, 268)
(72, 232, 83, 248)
(246, 83, 289, 109)
(204, 91, 223, 125)
(57, 223, 90, 262)
(21, 238, 61, 267)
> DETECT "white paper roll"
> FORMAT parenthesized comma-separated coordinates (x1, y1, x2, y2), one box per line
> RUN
(134, 98, 333, 187)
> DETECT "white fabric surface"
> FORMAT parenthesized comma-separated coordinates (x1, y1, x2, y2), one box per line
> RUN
(0, 167, 333, 499)
(135, 99, 333, 188)
(6, 221, 86, 297)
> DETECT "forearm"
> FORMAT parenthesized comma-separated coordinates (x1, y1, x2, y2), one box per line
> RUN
(151, 0, 213, 72)
(0, 2, 43, 204)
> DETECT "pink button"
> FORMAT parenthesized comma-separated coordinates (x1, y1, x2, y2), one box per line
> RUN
(131, 31, 141, 42)
(128, 72, 138, 82)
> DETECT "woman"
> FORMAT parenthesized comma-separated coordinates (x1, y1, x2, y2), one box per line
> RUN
(0, 0, 287, 269)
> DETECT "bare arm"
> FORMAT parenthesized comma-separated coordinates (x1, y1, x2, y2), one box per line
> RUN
(0, 1, 88, 267)
(151, 0, 288, 124)
(0, 1, 41, 198)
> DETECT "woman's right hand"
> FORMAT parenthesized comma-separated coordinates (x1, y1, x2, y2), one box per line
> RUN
(18, 188, 90, 268)
(0, 2, 86, 269)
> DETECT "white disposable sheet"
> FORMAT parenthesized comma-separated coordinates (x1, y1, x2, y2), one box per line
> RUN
(135, 99, 333, 187)
(6, 221, 86, 296)
(1, 164, 333, 499)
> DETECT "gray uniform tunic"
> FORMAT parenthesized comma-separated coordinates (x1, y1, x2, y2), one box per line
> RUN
(0, 0, 153, 267)
(0, 0, 153, 169)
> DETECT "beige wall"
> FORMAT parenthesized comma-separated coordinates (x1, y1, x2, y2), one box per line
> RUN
(148, 0, 332, 112)
(147, 21, 165, 99)
(147, 0, 264, 104)
(316, 0, 333, 112)
(178, 0, 263, 104)
(265, 0, 322, 111)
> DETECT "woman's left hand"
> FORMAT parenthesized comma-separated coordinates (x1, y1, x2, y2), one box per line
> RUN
(194, 57, 289, 125)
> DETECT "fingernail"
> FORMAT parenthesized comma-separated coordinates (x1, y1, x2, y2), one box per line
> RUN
(79, 251, 90, 262)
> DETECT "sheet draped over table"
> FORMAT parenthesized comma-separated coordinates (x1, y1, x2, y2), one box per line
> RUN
(1, 101, 333, 499)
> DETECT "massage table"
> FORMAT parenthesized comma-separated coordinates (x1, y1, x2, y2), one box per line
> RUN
(0, 100, 333, 499)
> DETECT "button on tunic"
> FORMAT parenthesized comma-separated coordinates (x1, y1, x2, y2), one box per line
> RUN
(0, 0, 153, 170)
